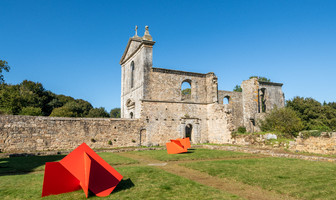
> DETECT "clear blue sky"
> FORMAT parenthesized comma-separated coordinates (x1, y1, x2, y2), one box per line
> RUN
(1, 0, 336, 111)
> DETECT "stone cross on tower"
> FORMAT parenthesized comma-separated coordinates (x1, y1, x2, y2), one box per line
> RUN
(135, 25, 138, 36)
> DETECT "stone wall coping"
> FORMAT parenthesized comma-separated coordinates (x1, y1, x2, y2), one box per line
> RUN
(0, 115, 137, 122)
(259, 81, 283, 87)
(152, 67, 208, 78)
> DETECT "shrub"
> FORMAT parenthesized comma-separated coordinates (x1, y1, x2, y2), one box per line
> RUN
(19, 107, 42, 116)
(259, 107, 304, 137)
(108, 140, 112, 145)
(237, 126, 246, 133)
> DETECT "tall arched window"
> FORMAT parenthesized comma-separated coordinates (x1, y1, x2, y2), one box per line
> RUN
(130, 61, 134, 88)
(223, 96, 230, 104)
(181, 80, 191, 100)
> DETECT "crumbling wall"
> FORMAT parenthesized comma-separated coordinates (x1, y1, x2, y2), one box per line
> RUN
(0, 115, 145, 153)
(218, 90, 243, 130)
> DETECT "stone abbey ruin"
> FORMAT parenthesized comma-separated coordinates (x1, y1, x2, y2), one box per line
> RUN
(120, 27, 285, 145)
(0, 27, 285, 153)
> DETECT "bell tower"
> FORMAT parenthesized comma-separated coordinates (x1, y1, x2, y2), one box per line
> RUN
(120, 26, 155, 118)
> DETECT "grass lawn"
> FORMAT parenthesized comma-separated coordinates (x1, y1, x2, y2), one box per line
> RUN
(0, 152, 138, 175)
(0, 166, 243, 200)
(181, 157, 336, 200)
(130, 149, 255, 161)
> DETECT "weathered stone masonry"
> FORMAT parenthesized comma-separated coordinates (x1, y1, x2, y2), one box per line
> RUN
(120, 27, 285, 146)
(0, 115, 145, 153)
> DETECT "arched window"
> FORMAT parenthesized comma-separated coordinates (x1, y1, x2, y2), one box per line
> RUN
(130, 61, 134, 88)
(130, 112, 134, 119)
(181, 80, 191, 100)
(223, 96, 230, 104)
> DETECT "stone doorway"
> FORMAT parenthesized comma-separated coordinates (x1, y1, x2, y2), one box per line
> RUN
(185, 124, 193, 142)
(140, 129, 146, 146)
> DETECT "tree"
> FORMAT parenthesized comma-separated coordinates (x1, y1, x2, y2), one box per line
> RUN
(50, 106, 76, 117)
(233, 85, 242, 92)
(0, 60, 10, 84)
(259, 107, 304, 137)
(87, 107, 110, 118)
(181, 88, 191, 95)
(249, 76, 271, 82)
(110, 108, 121, 118)
(286, 97, 336, 131)
(19, 107, 42, 116)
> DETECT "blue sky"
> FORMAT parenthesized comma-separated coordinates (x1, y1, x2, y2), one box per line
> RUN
(1, 0, 336, 111)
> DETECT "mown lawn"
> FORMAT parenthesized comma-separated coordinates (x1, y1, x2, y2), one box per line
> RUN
(181, 157, 336, 200)
(0, 166, 242, 199)
(130, 149, 255, 161)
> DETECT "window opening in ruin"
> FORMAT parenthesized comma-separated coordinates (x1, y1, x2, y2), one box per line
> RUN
(185, 124, 192, 142)
(130, 61, 134, 88)
(260, 88, 266, 113)
(130, 112, 134, 119)
(181, 80, 191, 101)
(223, 96, 230, 104)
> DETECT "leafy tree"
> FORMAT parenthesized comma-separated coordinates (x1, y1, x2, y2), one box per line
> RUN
(286, 97, 336, 131)
(87, 107, 110, 118)
(259, 107, 304, 137)
(50, 106, 76, 117)
(0, 84, 21, 114)
(181, 88, 191, 95)
(233, 85, 242, 92)
(0, 60, 10, 84)
(19, 107, 42, 116)
(110, 108, 121, 118)
(249, 76, 271, 82)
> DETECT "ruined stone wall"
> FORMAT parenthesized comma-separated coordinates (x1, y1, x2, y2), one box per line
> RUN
(289, 135, 336, 155)
(218, 90, 243, 130)
(259, 81, 285, 112)
(146, 68, 213, 103)
(0, 115, 145, 153)
(140, 101, 209, 145)
(241, 78, 259, 132)
(206, 103, 232, 144)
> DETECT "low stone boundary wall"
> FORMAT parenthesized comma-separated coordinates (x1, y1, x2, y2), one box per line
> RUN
(231, 133, 336, 155)
(0, 115, 145, 153)
(201, 145, 336, 162)
(289, 136, 336, 155)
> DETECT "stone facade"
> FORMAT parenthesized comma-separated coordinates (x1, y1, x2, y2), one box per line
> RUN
(0, 115, 145, 153)
(120, 27, 285, 146)
(0, 27, 286, 153)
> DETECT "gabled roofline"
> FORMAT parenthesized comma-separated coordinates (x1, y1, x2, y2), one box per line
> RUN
(119, 37, 155, 65)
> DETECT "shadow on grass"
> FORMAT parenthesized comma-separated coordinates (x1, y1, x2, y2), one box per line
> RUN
(0, 154, 65, 176)
(181, 151, 194, 154)
(113, 178, 135, 193)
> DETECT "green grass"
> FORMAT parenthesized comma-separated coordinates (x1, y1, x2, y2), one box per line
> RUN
(0, 152, 138, 175)
(0, 166, 243, 200)
(130, 149, 254, 161)
(181, 157, 336, 200)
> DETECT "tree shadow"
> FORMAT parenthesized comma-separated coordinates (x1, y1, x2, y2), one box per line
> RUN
(113, 178, 135, 193)
(0, 154, 65, 176)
